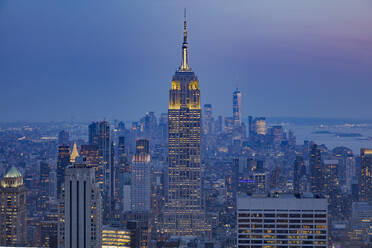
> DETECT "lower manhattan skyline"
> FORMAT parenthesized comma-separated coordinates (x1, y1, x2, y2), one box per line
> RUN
(1, 0, 372, 122)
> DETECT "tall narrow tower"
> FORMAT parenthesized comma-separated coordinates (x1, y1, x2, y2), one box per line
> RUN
(164, 10, 207, 237)
(88, 121, 113, 222)
(61, 160, 102, 248)
(0, 167, 27, 246)
(233, 88, 242, 127)
(360, 148, 372, 202)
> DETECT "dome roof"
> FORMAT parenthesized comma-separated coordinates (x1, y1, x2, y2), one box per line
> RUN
(4, 166, 22, 178)
(2, 166, 23, 188)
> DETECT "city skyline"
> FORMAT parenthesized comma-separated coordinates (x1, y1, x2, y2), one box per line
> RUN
(1, 0, 372, 121)
(0, 3, 371, 247)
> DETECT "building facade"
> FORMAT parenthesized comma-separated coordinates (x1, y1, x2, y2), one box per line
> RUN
(131, 139, 151, 212)
(310, 144, 323, 195)
(89, 121, 114, 222)
(0, 166, 27, 246)
(163, 11, 207, 237)
(360, 148, 372, 202)
(237, 193, 328, 248)
(102, 226, 131, 248)
(57, 145, 70, 200)
(60, 161, 102, 248)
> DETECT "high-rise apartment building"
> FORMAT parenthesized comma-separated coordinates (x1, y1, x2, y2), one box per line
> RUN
(89, 121, 113, 222)
(215, 115, 223, 134)
(129, 140, 152, 247)
(117, 136, 131, 214)
(102, 226, 131, 248)
(323, 160, 342, 218)
(0, 167, 27, 246)
(40, 211, 58, 248)
(57, 145, 70, 200)
(293, 156, 306, 194)
(345, 156, 356, 192)
(58, 130, 70, 146)
(38, 161, 51, 211)
(80, 144, 102, 190)
(310, 144, 323, 195)
(251, 161, 268, 194)
(203, 104, 213, 135)
(130, 139, 152, 247)
(360, 148, 372, 202)
(163, 11, 207, 237)
(60, 160, 102, 248)
(131, 139, 151, 212)
(237, 193, 328, 248)
(251, 117, 266, 136)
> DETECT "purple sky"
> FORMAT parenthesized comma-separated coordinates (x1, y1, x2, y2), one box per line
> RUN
(0, 0, 372, 121)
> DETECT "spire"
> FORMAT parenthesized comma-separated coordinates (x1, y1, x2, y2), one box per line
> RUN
(179, 8, 190, 71)
(183, 8, 187, 44)
(70, 141, 79, 163)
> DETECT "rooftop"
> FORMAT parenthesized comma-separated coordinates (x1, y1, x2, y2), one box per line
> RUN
(4, 166, 22, 178)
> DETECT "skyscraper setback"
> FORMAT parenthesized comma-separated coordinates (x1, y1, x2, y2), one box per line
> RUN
(163, 11, 207, 236)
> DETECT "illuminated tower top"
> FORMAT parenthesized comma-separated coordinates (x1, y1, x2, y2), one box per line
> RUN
(169, 10, 200, 110)
(165, 11, 209, 237)
(233, 88, 242, 126)
(70, 141, 79, 163)
(1, 166, 23, 188)
(179, 9, 190, 72)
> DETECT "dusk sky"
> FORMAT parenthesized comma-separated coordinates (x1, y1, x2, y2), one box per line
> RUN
(1, 0, 372, 122)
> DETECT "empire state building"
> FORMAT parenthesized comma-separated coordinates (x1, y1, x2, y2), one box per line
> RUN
(163, 11, 208, 237)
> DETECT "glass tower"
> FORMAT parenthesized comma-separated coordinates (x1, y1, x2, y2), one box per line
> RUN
(233, 88, 242, 127)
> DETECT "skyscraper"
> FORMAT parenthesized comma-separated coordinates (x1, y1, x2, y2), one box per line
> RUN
(323, 160, 342, 218)
(360, 148, 372, 202)
(57, 145, 70, 200)
(58, 130, 70, 146)
(38, 161, 51, 212)
(130, 139, 151, 247)
(203, 104, 213, 135)
(233, 88, 242, 127)
(131, 139, 151, 212)
(115, 136, 127, 216)
(80, 144, 102, 190)
(117, 136, 131, 214)
(293, 156, 306, 194)
(0, 167, 27, 246)
(251, 117, 266, 135)
(164, 11, 207, 237)
(89, 121, 113, 222)
(61, 160, 102, 248)
(310, 143, 323, 195)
